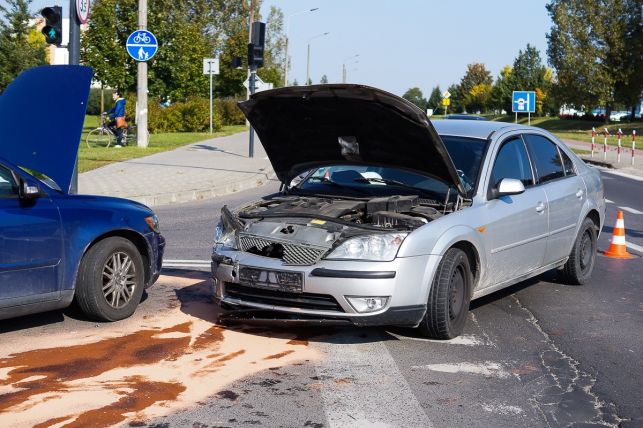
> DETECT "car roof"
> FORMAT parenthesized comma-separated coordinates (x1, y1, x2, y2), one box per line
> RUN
(433, 119, 525, 140)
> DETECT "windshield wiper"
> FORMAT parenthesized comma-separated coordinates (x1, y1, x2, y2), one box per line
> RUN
(353, 176, 441, 199)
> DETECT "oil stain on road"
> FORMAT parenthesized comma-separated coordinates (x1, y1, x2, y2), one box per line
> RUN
(0, 273, 318, 427)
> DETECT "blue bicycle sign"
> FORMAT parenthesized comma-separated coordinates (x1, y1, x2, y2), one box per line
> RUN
(126, 30, 158, 62)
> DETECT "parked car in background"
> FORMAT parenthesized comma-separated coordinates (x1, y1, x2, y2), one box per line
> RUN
(210, 84, 604, 339)
(0, 66, 164, 321)
(444, 114, 488, 121)
(609, 111, 629, 122)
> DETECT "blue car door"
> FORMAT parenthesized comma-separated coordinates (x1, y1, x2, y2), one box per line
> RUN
(0, 163, 64, 306)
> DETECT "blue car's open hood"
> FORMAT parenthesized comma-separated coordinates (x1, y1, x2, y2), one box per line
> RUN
(0, 65, 92, 194)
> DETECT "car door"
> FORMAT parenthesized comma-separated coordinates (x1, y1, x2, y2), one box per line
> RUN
(479, 136, 548, 287)
(523, 134, 585, 265)
(0, 163, 64, 306)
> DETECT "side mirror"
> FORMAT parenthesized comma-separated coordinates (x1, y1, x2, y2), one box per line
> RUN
(497, 178, 525, 197)
(19, 178, 41, 200)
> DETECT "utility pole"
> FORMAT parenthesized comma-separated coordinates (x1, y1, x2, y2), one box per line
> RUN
(137, 0, 149, 148)
(69, 0, 80, 193)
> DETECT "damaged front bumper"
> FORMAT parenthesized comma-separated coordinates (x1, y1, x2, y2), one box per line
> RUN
(210, 249, 441, 327)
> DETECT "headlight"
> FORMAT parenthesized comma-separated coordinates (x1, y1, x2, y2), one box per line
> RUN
(326, 233, 407, 261)
(214, 219, 237, 249)
(145, 215, 160, 233)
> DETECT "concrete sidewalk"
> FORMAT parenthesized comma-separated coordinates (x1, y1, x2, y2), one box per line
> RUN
(562, 138, 643, 178)
(79, 131, 277, 207)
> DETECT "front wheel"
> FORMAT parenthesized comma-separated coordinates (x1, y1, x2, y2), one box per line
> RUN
(560, 218, 597, 285)
(86, 128, 112, 148)
(75, 237, 145, 321)
(417, 248, 472, 339)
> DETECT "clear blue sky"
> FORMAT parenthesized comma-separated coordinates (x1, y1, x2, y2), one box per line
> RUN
(27, 0, 552, 97)
(267, 0, 552, 95)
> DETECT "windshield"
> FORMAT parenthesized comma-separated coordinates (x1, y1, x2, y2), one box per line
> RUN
(296, 136, 487, 198)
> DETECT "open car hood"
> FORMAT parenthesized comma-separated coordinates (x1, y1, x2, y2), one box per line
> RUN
(0, 65, 92, 194)
(238, 84, 465, 195)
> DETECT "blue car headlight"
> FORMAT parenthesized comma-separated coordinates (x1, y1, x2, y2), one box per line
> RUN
(325, 233, 407, 262)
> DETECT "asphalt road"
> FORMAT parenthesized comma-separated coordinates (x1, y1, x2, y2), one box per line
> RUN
(1, 170, 640, 427)
(153, 169, 643, 427)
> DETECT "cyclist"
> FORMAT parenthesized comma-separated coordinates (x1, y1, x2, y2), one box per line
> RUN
(106, 90, 127, 147)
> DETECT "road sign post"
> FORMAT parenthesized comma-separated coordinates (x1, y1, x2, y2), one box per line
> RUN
(442, 90, 451, 117)
(512, 91, 536, 125)
(203, 58, 220, 134)
(126, 27, 157, 149)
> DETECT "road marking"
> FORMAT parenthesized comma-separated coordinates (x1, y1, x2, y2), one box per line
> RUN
(605, 199, 614, 204)
(619, 206, 643, 215)
(626, 242, 643, 254)
(313, 336, 432, 427)
(411, 361, 511, 379)
(163, 259, 211, 268)
(388, 333, 486, 346)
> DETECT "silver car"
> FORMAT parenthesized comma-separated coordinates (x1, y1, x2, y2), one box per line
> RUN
(211, 85, 605, 339)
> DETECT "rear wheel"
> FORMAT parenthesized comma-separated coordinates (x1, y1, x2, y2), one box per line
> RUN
(417, 248, 472, 339)
(86, 128, 112, 148)
(75, 237, 145, 321)
(560, 217, 597, 285)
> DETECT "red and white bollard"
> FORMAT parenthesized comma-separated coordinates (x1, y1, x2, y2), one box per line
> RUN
(617, 128, 623, 163)
(603, 128, 610, 161)
(632, 130, 637, 166)
(591, 127, 596, 158)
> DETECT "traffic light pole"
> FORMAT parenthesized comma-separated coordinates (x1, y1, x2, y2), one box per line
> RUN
(248, 65, 256, 158)
(69, 0, 80, 193)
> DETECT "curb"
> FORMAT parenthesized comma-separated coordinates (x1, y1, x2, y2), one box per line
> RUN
(577, 156, 614, 169)
(127, 169, 278, 207)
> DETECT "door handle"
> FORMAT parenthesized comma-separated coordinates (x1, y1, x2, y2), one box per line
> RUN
(576, 189, 584, 199)
(535, 202, 545, 213)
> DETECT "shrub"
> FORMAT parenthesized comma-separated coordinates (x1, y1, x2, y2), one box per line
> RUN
(215, 97, 246, 125)
(86, 88, 115, 116)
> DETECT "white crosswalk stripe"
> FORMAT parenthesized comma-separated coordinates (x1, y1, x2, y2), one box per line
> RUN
(313, 337, 432, 427)
(163, 259, 211, 268)
(626, 242, 643, 254)
(605, 199, 614, 204)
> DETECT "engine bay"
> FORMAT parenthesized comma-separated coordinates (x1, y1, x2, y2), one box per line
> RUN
(237, 195, 444, 230)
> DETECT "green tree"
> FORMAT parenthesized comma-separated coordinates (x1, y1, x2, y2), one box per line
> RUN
(320, 74, 328, 84)
(459, 63, 492, 113)
(511, 44, 547, 91)
(447, 84, 463, 113)
(547, 0, 642, 119)
(427, 85, 442, 113)
(0, 0, 48, 91)
(402, 87, 426, 110)
(491, 65, 513, 113)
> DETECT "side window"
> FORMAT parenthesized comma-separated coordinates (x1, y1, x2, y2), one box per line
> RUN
(0, 164, 18, 198)
(489, 137, 534, 189)
(523, 134, 565, 184)
(559, 148, 576, 176)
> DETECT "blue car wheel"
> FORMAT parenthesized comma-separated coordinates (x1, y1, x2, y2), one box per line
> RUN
(75, 237, 145, 321)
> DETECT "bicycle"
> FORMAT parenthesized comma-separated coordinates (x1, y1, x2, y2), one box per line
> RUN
(133, 32, 151, 44)
(85, 113, 137, 148)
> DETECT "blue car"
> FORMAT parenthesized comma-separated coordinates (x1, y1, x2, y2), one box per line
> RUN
(0, 66, 164, 321)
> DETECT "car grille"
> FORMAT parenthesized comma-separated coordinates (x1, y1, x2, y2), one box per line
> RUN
(238, 234, 328, 266)
(224, 283, 344, 312)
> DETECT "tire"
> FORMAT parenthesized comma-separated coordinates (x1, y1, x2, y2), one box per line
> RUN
(417, 248, 472, 339)
(560, 218, 597, 285)
(75, 237, 145, 321)
(86, 128, 112, 148)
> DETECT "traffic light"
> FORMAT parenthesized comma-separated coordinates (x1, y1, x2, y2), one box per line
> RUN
(247, 21, 265, 68)
(41, 6, 62, 46)
(231, 56, 243, 69)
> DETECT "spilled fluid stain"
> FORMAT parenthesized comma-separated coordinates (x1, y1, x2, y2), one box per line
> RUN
(264, 350, 295, 360)
(0, 276, 320, 427)
(0, 322, 192, 414)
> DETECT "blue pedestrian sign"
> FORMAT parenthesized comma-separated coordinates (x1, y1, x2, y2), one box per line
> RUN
(126, 30, 158, 62)
(512, 91, 536, 113)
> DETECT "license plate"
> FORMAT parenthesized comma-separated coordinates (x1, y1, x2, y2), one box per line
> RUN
(238, 266, 304, 293)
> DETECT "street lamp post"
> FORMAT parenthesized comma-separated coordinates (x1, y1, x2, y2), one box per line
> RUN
(342, 54, 359, 83)
(284, 7, 318, 86)
(306, 32, 329, 85)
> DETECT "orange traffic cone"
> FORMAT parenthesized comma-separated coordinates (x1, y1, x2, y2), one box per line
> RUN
(603, 211, 634, 259)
